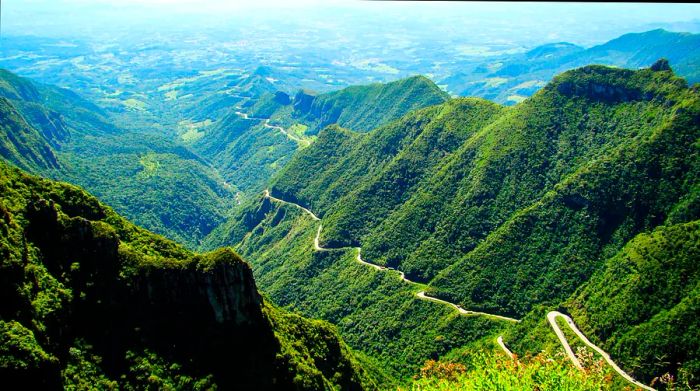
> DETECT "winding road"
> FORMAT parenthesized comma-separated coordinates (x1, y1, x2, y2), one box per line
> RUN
(547, 311, 655, 391)
(261, 189, 656, 390)
(263, 189, 518, 319)
(235, 111, 310, 146)
(496, 336, 515, 359)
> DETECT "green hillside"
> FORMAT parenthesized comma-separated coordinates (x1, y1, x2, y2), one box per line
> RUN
(565, 221, 699, 384)
(206, 192, 506, 383)
(0, 97, 61, 173)
(205, 61, 700, 387)
(290, 75, 450, 134)
(193, 75, 450, 197)
(0, 69, 233, 248)
(430, 62, 698, 316)
(0, 161, 373, 389)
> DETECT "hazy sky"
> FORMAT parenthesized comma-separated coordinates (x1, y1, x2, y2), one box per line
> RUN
(4, 1, 700, 47)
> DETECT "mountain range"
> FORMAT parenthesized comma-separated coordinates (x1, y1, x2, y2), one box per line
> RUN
(205, 59, 699, 387)
(444, 29, 700, 104)
(0, 27, 699, 390)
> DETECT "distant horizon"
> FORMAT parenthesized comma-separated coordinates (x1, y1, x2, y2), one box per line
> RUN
(4, 1, 700, 48)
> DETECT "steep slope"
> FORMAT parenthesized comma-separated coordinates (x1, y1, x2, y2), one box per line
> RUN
(502, 220, 700, 387)
(269, 62, 697, 290)
(0, 69, 232, 248)
(205, 62, 699, 385)
(193, 75, 449, 197)
(0, 161, 373, 390)
(289, 75, 450, 134)
(429, 63, 699, 316)
(565, 221, 699, 384)
(204, 193, 505, 383)
(270, 98, 504, 249)
(0, 97, 61, 173)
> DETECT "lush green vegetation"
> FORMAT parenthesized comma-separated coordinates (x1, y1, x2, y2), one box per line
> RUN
(195, 114, 299, 194)
(264, 62, 698, 314)
(404, 352, 614, 391)
(0, 161, 373, 389)
(208, 62, 700, 387)
(211, 196, 505, 383)
(0, 68, 234, 248)
(193, 75, 451, 199)
(289, 75, 450, 134)
(431, 63, 699, 316)
(0, 97, 61, 174)
(564, 221, 700, 385)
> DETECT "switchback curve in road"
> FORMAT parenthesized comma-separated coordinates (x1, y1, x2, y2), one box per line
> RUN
(496, 336, 515, 359)
(547, 311, 655, 391)
(263, 189, 518, 321)
(235, 111, 310, 146)
(262, 190, 655, 390)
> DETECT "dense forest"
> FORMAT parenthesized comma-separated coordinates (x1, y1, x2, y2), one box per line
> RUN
(192, 75, 450, 198)
(0, 69, 234, 248)
(0, 161, 373, 389)
(1, 23, 699, 388)
(207, 60, 699, 388)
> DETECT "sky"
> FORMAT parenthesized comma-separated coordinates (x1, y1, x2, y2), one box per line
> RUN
(3, 1, 700, 47)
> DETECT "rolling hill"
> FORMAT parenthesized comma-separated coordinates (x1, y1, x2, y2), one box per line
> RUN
(445, 29, 700, 104)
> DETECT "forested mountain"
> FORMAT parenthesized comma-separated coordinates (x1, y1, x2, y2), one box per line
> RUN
(0, 161, 373, 389)
(205, 61, 700, 387)
(193, 75, 450, 197)
(281, 75, 450, 134)
(0, 97, 62, 173)
(2, 0, 699, 386)
(0, 69, 233, 248)
(445, 29, 700, 104)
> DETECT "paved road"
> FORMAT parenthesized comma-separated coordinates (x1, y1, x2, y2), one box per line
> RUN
(264, 189, 518, 321)
(416, 291, 519, 322)
(547, 311, 655, 391)
(262, 189, 655, 390)
(497, 336, 515, 359)
(235, 111, 310, 146)
(264, 189, 319, 221)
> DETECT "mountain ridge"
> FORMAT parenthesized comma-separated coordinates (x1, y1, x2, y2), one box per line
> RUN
(206, 61, 700, 386)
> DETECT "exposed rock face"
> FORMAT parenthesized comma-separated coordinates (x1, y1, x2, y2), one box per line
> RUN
(650, 58, 672, 72)
(293, 89, 317, 114)
(274, 91, 292, 106)
(13, 193, 282, 389)
(21, 104, 71, 147)
(1, 162, 372, 390)
(0, 98, 62, 171)
(556, 78, 646, 103)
